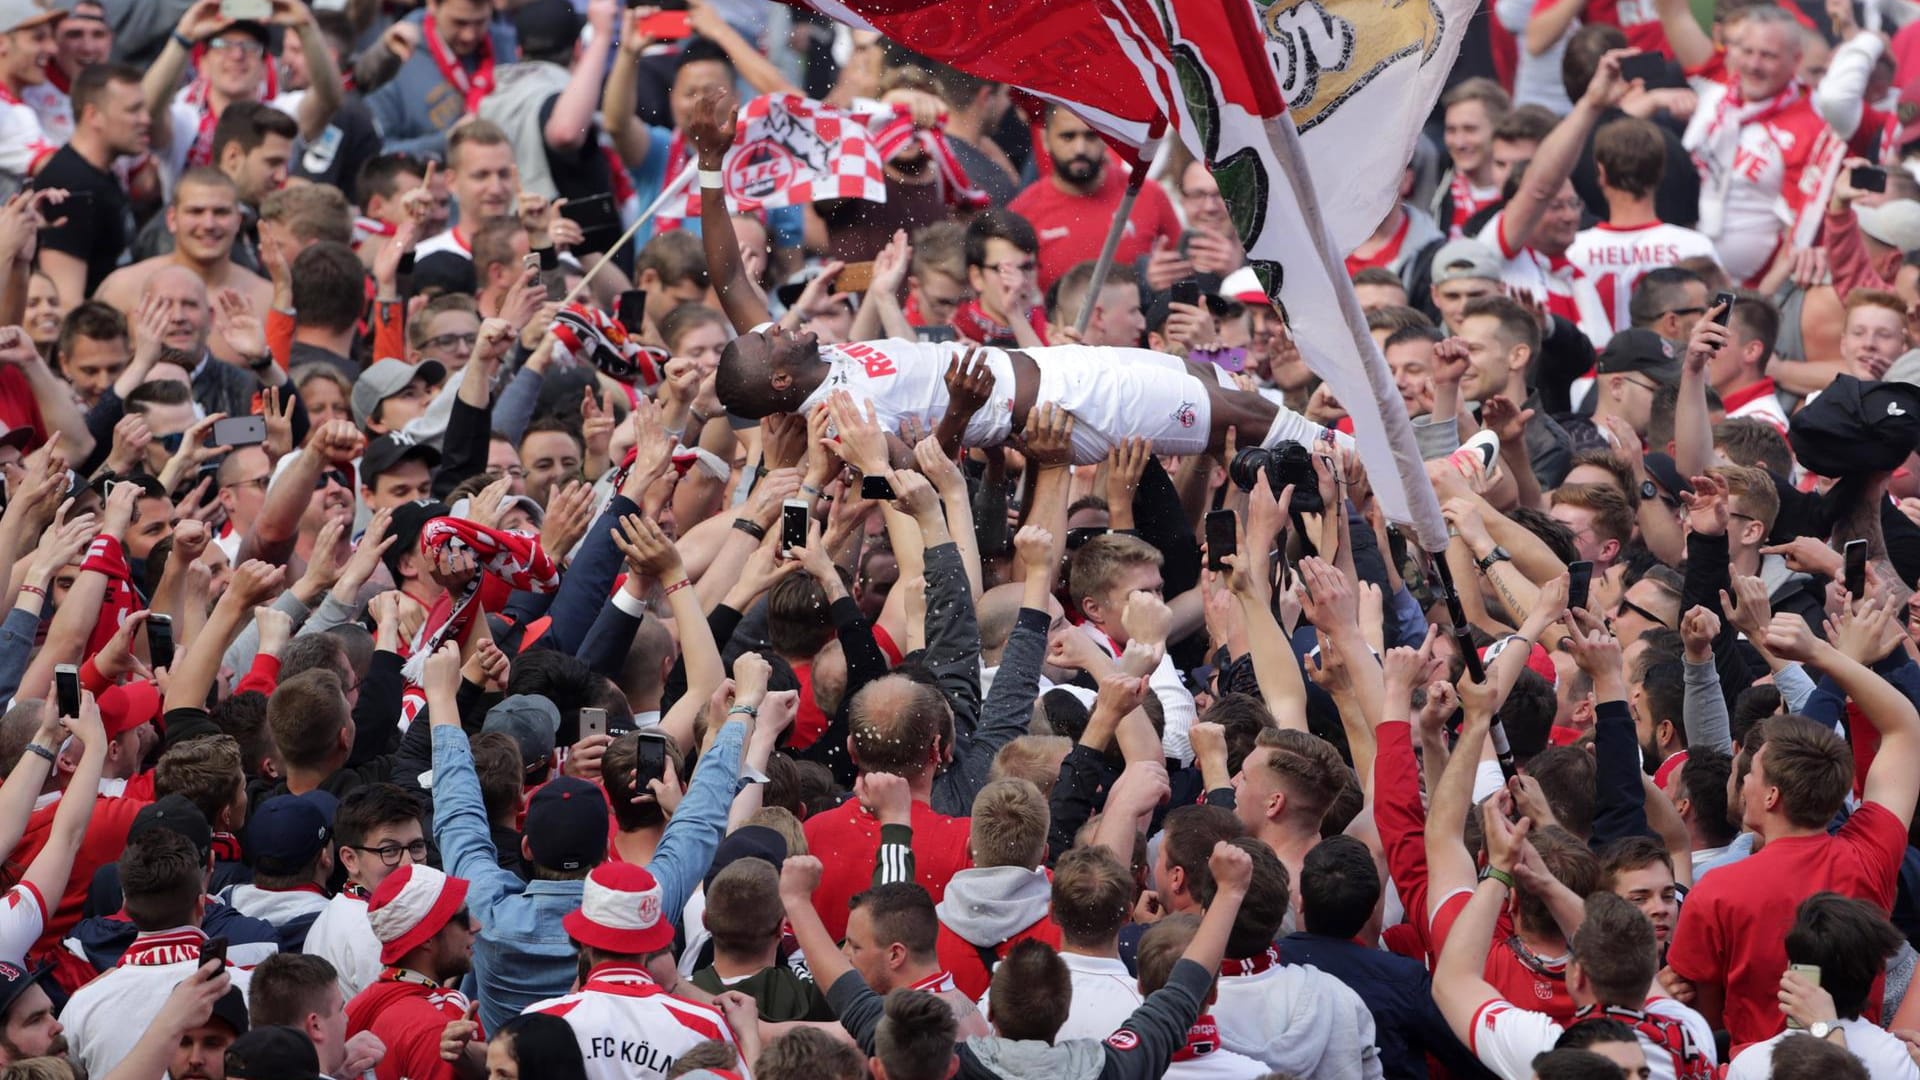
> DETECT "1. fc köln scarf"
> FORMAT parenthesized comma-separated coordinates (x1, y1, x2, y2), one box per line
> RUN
(398, 518, 560, 725)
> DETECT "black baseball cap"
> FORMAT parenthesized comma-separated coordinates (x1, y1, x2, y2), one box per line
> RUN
(383, 498, 450, 584)
(130, 794, 213, 860)
(524, 776, 609, 872)
(512, 0, 580, 58)
(360, 433, 442, 485)
(224, 1025, 317, 1080)
(0, 959, 48, 1024)
(1596, 328, 1682, 386)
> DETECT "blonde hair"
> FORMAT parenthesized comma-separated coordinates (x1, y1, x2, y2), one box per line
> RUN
(1068, 533, 1163, 609)
(969, 778, 1049, 869)
(1713, 463, 1780, 532)
(989, 736, 1073, 798)
(743, 807, 808, 857)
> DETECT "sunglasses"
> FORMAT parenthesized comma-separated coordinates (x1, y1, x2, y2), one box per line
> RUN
(1617, 597, 1671, 630)
(314, 469, 351, 491)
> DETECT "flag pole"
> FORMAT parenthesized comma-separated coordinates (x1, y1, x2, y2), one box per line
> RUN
(1073, 167, 1149, 337)
(561, 161, 700, 308)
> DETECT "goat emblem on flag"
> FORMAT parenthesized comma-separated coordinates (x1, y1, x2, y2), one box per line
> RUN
(1259, 0, 1447, 132)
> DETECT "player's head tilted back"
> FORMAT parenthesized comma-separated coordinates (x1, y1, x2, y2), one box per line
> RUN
(716, 323, 826, 420)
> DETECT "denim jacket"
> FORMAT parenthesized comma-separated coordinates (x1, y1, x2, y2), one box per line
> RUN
(431, 718, 746, 1032)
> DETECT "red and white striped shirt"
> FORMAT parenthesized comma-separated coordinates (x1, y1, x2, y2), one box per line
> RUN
(527, 963, 750, 1080)
(1478, 212, 1612, 344)
(1564, 221, 1720, 338)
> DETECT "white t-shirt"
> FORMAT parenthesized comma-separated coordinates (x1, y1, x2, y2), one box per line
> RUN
(19, 82, 69, 149)
(1055, 953, 1145, 1041)
(1476, 212, 1611, 345)
(797, 338, 1018, 449)
(1466, 996, 1717, 1080)
(0, 882, 45, 964)
(1564, 222, 1720, 336)
(526, 964, 751, 1080)
(0, 89, 55, 183)
(1725, 1021, 1920, 1080)
(63, 928, 254, 1079)
(414, 228, 472, 263)
(304, 890, 382, 1001)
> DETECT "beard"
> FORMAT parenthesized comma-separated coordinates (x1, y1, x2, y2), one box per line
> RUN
(1059, 156, 1100, 185)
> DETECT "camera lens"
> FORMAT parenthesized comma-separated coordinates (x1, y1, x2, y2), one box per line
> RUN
(1228, 448, 1271, 493)
(1270, 441, 1324, 513)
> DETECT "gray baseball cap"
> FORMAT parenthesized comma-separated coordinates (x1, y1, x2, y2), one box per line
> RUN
(483, 695, 562, 774)
(351, 358, 446, 428)
(1429, 238, 1506, 286)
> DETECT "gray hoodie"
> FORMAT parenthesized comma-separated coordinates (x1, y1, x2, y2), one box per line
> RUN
(828, 958, 1213, 1080)
(937, 866, 1054, 947)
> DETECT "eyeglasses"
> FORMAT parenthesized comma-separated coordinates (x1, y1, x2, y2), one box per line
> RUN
(351, 840, 428, 866)
(206, 37, 266, 57)
(1728, 511, 1759, 523)
(450, 908, 473, 931)
(497, 464, 527, 479)
(1663, 306, 1708, 318)
(420, 332, 478, 354)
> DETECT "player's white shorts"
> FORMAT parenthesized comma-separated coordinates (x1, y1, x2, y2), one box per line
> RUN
(1029, 345, 1214, 463)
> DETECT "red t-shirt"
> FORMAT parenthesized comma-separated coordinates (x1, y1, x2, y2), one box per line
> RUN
(13, 794, 145, 952)
(0, 367, 45, 447)
(802, 797, 973, 940)
(1666, 801, 1907, 1053)
(346, 972, 477, 1080)
(1008, 168, 1182, 290)
(1430, 888, 1578, 1026)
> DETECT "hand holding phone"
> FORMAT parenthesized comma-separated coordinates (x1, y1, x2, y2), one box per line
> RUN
(580, 707, 607, 740)
(780, 499, 809, 559)
(1851, 165, 1888, 193)
(1712, 291, 1737, 327)
(1845, 539, 1868, 598)
(1171, 279, 1201, 308)
(198, 936, 229, 969)
(1205, 509, 1236, 572)
(209, 416, 266, 449)
(635, 731, 669, 786)
(147, 615, 175, 672)
(54, 664, 78, 720)
(1568, 561, 1593, 613)
(1618, 52, 1665, 84)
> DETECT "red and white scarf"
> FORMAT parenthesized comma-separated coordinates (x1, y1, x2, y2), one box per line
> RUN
(1218, 945, 1282, 978)
(177, 50, 278, 168)
(867, 105, 989, 211)
(1446, 171, 1499, 238)
(1169, 1015, 1221, 1062)
(909, 970, 958, 994)
(1689, 80, 1806, 239)
(399, 518, 560, 700)
(424, 13, 494, 115)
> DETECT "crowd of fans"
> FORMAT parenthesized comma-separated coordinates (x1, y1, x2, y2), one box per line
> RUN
(0, 0, 1914, 1078)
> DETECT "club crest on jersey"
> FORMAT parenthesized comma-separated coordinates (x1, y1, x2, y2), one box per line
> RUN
(1173, 402, 1198, 428)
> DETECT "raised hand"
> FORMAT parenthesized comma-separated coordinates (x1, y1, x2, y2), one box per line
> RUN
(1678, 471, 1728, 537)
(944, 347, 996, 420)
(1021, 402, 1076, 467)
(1680, 605, 1720, 664)
(612, 514, 685, 580)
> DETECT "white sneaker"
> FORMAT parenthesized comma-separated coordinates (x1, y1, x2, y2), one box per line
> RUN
(1449, 429, 1502, 491)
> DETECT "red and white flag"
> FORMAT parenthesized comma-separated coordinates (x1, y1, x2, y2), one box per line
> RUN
(659, 95, 888, 231)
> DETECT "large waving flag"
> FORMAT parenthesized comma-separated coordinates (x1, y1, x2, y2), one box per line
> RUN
(781, 0, 1466, 550)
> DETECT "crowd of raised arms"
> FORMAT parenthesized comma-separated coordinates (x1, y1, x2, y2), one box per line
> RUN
(5, 0, 1920, 1078)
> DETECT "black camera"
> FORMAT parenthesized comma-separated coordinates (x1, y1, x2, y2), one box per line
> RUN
(1227, 441, 1322, 513)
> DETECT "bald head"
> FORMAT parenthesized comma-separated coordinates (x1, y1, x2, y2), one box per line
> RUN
(849, 674, 948, 779)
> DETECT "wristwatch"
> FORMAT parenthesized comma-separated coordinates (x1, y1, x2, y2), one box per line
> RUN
(1808, 1020, 1837, 1041)
(1640, 479, 1658, 501)
(1475, 545, 1512, 572)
